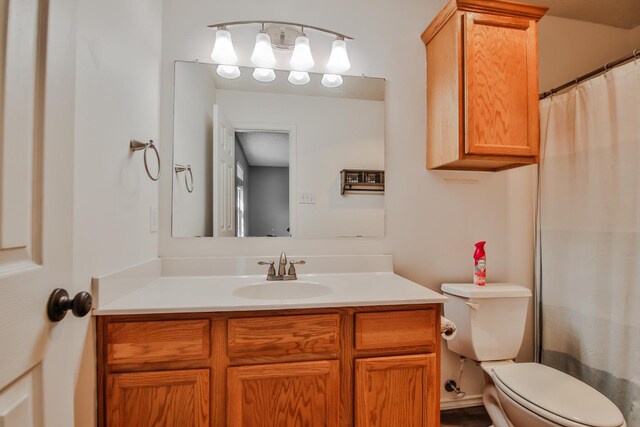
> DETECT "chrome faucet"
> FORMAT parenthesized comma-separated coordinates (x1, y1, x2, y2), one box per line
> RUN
(258, 251, 305, 281)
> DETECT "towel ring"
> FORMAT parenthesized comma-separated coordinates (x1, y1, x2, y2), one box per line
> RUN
(130, 139, 160, 181)
(174, 164, 194, 193)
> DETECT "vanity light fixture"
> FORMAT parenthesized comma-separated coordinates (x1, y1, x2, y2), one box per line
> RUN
(251, 29, 276, 66)
(326, 38, 351, 73)
(207, 21, 353, 86)
(288, 70, 311, 86)
(217, 65, 241, 79)
(253, 68, 276, 83)
(210, 27, 241, 79)
(290, 34, 314, 70)
(321, 73, 343, 88)
(250, 27, 277, 82)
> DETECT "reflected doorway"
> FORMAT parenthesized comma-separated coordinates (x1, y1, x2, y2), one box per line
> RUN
(235, 131, 290, 237)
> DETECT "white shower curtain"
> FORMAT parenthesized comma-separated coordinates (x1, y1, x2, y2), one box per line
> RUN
(538, 60, 640, 424)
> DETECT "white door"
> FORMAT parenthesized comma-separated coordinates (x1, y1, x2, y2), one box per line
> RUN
(0, 0, 77, 425)
(213, 105, 236, 237)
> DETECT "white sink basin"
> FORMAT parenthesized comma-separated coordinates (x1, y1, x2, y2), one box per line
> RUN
(233, 281, 332, 300)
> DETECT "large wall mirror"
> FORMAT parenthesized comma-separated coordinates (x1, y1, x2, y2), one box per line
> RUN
(172, 61, 385, 238)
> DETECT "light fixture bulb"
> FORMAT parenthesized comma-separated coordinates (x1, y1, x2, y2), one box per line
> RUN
(321, 73, 343, 88)
(290, 35, 314, 71)
(253, 68, 276, 83)
(251, 32, 277, 68)
(288, 71, 310, 86)
(211, 28, 238, 65)
(216, 65, 241, 79)
(326, 38, 351, 73)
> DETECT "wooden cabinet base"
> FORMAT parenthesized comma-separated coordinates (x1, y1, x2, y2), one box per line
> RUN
(97, 304, 441, 427)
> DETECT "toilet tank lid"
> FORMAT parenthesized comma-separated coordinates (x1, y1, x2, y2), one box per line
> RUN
(441, 283, 531, 299)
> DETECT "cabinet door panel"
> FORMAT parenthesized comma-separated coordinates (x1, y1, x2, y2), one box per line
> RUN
(465, 12, 539, 157)
(106, 369, 209, 427)
(228, 360, 339, 427)
(355, 354, 437, 427)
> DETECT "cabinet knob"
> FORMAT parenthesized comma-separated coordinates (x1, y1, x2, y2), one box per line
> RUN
(47, 288, 92, 322)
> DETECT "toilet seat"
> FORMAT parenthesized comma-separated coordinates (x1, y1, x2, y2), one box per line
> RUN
(491, 363, 625, 427)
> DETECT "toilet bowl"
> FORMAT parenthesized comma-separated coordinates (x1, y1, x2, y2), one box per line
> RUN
(441, 283, 626, 427)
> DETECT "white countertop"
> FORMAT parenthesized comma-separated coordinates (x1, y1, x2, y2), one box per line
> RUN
(93, 272, 447, 315)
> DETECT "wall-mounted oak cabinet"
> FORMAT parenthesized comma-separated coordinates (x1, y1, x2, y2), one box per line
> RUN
(422, 0, 547, 171)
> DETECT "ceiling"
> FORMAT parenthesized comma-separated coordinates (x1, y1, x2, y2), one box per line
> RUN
(236, 132, 289, 167)
(530, 0, 640, 29)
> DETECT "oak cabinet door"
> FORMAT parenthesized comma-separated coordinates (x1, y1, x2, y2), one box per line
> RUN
(465, 12, 539, 157)
(106, 369, 209, 427)
(227, 360, 339, 427)
(355, 354, 438, 427)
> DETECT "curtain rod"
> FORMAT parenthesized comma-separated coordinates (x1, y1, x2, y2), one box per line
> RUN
(539, 48, 639, 100)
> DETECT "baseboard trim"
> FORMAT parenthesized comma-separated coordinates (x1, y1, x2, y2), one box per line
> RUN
(440, 394, 484, 410)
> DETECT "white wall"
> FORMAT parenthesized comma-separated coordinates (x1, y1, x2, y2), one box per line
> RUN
(158, 0, 639, 403)
(158, 0, 524, 401)
(630, 24, 640, 47)
(216, 89, 385, 238)
(538, 16, 640, 92)
(173, 62, 215, 237)
(72, 0, 162, 425)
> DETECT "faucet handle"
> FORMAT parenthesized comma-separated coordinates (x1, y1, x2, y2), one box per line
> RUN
(258, 261, 276, 277)
(287, 260, 306, 277)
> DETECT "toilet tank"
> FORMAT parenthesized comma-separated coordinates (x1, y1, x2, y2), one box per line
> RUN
(441, 283, 531, 361)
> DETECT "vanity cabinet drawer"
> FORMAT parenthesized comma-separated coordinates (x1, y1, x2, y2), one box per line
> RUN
(355, 310, 436, 351)
(228, 314, 340, 360)
(107, 319, 210, 365)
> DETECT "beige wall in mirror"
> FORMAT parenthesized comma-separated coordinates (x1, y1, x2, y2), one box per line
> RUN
(172, 61, 385, 238)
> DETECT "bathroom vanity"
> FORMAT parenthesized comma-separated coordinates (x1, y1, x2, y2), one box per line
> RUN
(93, 257, 446, 427)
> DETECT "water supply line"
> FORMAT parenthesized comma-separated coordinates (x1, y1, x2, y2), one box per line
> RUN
(444, 357, 467, 398)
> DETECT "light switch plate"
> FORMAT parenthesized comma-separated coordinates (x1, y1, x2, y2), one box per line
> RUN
(298, 191, 316, 204)
(149, 206, 158, 233)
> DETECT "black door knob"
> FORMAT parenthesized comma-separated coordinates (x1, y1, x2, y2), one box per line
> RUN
(47, 288, 92, 322)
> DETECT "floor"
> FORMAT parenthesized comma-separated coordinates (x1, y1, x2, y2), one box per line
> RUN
(441, 406, 493, 427)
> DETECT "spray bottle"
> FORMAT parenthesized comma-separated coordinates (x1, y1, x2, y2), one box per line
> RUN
(474, 241, 486, 286)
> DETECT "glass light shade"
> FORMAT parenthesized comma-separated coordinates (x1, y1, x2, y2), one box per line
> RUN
(251, 32, 276, 68)
(253, 68, 276, 83)
(326, 39, 351, 73)
(216, 65, 241, 79)
(288, 71, 310, 86)
(211, 29, 238, 64)
(321, 73, 343, 88)
(290, 36, 314, 70)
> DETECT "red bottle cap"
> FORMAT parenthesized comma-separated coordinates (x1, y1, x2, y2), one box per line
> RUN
(474, 241, 486, 260)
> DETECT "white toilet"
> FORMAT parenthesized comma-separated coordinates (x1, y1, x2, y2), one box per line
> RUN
(441, 283, 626, 427)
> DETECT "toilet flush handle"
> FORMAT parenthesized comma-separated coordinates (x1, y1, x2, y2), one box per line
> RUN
(466, 302, 480, 311)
